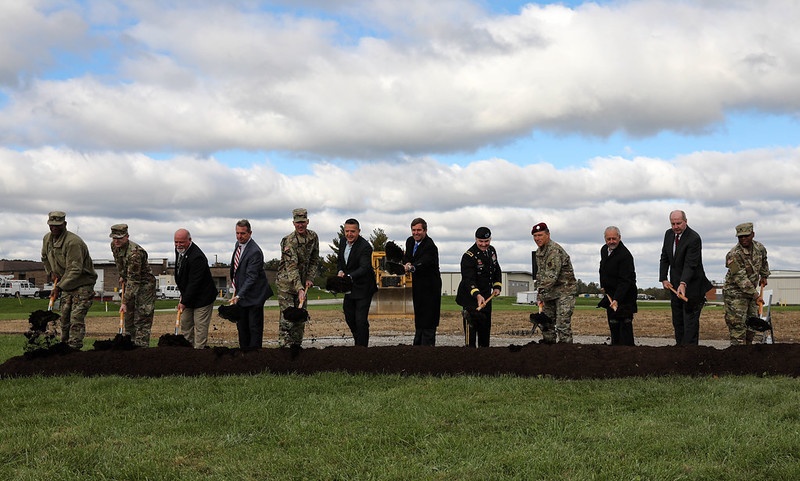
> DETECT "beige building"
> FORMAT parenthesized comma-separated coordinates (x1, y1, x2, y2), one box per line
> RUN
(440, 271, 533, 297)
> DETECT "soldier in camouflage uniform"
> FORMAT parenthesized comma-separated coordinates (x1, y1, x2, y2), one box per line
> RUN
(110, 224, 157, 347)
(723, 222, 770, 345)
(40, 211, 98, 349)
(276, 208, 320, 348)
(532, 222, 577, 344)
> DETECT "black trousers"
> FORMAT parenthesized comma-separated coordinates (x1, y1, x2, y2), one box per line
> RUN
(236, 303, 265, 348)
(463, 305, 492, 347)
(343, 295, 373, 347)
(671, 296, 704, 345)
(606, 312, 635, 346)
(413, 328, 437, 346)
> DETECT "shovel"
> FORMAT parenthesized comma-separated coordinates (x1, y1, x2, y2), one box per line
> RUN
(746, 285, 772, 335)
(529, 302, 552, 328)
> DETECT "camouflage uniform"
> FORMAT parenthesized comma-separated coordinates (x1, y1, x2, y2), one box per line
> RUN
(723, 240, 769, 345)
(111, 231, 157, 347)
(41, 217, 98, 350)
(535, 240, 577, 343)
(276, 229, 320, 347)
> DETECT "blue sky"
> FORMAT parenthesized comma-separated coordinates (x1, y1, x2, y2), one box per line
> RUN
(1, 0, 799, 287)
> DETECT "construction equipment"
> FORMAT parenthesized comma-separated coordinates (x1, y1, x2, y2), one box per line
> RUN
(368, 250, 414, 319)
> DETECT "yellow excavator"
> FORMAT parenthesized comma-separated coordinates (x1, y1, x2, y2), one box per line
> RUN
(368, 250, 414, 320)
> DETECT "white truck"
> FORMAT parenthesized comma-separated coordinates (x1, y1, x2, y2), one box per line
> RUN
(158, 284, 181, 299)
(0, 279, 40, 298)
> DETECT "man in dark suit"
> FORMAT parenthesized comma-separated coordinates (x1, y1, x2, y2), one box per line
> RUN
(174, 228, 219, 348)
(659, 210, 713, 345)
(336, 218, 378, 346)
(230, 219, 272, 348)
(403, 217, 442, 346)
(599, 226, 637, 346)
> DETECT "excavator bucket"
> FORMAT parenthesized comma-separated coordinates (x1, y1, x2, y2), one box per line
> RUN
(369, 251, 415, 320)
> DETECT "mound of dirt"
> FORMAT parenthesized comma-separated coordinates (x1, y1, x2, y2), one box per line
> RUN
(1, 342, 798, 379)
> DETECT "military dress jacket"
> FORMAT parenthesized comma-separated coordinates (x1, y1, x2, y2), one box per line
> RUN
(456, 243, 502, 309)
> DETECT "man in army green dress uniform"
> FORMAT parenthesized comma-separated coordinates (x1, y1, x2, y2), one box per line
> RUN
(110, 224, 157, 347)
(532, 222, 577, 344)
(40, 211, 98, 349)
(276, 208, 320, 348)
(723, 222, 770, 345)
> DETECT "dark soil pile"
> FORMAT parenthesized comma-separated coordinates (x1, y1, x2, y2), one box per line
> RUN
(1, 342, 798, 379)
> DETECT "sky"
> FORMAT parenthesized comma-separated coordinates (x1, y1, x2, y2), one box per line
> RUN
(1, 0, 800, 288)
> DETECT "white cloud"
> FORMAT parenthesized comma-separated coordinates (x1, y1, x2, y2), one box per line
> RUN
(2, 147, 798, 287)
(1, 1, 800, 156)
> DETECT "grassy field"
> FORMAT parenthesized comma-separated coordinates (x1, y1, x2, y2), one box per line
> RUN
(2, 337, 800, 479)
(2, 298, 800, 479)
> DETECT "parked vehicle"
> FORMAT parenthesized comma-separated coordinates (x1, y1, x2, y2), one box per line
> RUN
(0, 280, 40, 298)
(158, 284, 181, 299)
(38, 282, 55, 299)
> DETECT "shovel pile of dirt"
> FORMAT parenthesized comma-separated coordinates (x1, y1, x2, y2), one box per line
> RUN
(1, 342, 798, 379)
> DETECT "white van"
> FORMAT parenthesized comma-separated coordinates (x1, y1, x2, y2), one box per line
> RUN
(0, 280, 40, 298)
(158, 284, 181, 299)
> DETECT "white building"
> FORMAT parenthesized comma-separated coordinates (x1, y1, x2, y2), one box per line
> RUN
(767, 270, 800, 305)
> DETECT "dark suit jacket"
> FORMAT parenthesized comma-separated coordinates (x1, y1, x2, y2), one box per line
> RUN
(230, 239, 272, 308)
(403, 235, 442, 328)
(599, 241, 638, 316)
(659, 226, 713, 303)
(175, 242, 218, 308)
(337, 235, 378, 300)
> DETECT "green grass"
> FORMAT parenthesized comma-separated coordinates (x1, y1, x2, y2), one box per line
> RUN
(0, 355, 798, 480)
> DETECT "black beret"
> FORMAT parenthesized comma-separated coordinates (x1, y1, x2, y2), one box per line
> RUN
(475, 227, 491, 239)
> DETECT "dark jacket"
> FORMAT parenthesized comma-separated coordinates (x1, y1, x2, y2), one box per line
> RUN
(175, 242, 218, 308)
(456, 243, 502, 309)
(599, 241, 638, 318)
(659, 226, 713, 303)
(403, 235, 442, 329)
(337, 235, 378, 300)
(230, 239, 272, 308)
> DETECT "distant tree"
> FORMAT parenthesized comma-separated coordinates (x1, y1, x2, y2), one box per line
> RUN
(319, 225, 345, 280)
(370, 228, 387, 252)
(576, 278, 588, 294)
(586, 281, 601, 294)
(264, 258, 280, 270)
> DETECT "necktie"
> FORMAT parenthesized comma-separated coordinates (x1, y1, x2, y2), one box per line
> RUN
(673, 234, 680, 255)
(413, 242, 419, 255)
(232, 244, 241, 290)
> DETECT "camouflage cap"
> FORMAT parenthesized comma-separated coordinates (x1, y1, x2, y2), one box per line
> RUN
(292, 208, 308, 222)
(109, 224, 129, 239)
(735, 222, 753, 237)
(47, 211, 66, 226)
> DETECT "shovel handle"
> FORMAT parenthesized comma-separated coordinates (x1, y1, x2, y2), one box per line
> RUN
(118, 283, 125, 334)
(174, 307, 183, 335)
(605, 294, 618, 311)
(668, 285, 689, 302)
(47, 278, 59, 311)
(476, 293, 497, 311)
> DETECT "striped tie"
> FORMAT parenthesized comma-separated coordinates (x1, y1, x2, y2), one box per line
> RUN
(232, 244, 241, 290)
